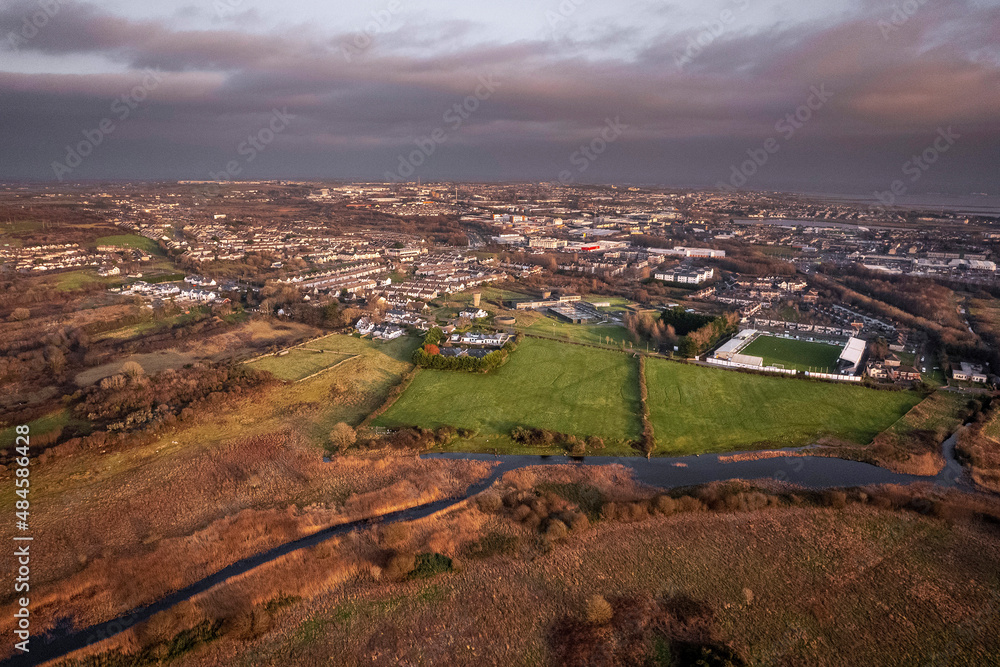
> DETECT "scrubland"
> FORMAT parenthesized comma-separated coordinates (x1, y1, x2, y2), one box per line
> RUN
(53, 464, 1000, 667)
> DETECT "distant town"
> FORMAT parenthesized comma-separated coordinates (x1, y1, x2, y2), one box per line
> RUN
(4, 181, 997, 388)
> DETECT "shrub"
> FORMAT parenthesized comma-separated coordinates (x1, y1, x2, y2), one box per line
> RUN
(544, 518, 569, 542)
(824, 490, 848, 509)
(476, 490, 503, 513)
(380, 523, 412, 549)
(653, 495, 677, 515)
(383, 551, 416, 581)
(8, 307, 30, 322)
(121, 360, 145, 378)
(677, 496, 704, 513)
(625, 502, 649, 522)
(409, 552, 453, 579)
(567, 511, 590, 533)
(585, 595, 614, 625)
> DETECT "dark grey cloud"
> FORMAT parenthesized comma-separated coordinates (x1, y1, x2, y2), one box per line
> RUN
(0, 0, 997, 192)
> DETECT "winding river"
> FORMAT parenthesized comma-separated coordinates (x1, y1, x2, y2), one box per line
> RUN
(424, 433, 971, 491)
(2, 434, 973, 666)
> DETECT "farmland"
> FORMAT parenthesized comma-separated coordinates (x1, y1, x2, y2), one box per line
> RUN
(376, 337, 921, 456)
(247, 346, 355, 382)
(739, 334, 844, 372)
(645, 358, 924, 453)
(376, 337, 642, 447)
(94, 233, 164, 255)
(522, 314, 633, 348)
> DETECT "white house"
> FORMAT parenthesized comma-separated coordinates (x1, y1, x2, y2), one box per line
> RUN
(372, 324, 405, 341)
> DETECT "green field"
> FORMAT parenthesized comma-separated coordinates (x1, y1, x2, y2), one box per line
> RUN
(645, 357, 924, 453)
(376, 337, 922, 456)
(95, 234, 164, 255)
(739, 335, 843, 372)
(0, 409, 88, 450)
(42, 269, 116, 291)
(247, 348, 355, 382)
(376, 337, 642, 445)
(523, 315, 633, 348)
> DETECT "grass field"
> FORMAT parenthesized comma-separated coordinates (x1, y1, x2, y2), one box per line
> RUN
(740, 334, 844, 372)
(0, 409, 88, 449)
(247, 348, 355, 382)
(522, 315, 634, 348)
(75, 350, 205, 385)
(876, 390, 969, 445)
(41, 269, 116, 291)
(376, 337, 642, 445)
(95, 234, 164, 255)
(377, 338, 922, 456)
(78, 320, 322, 385)
(645, 357, 923, 454)
(855, 390, 971, 473)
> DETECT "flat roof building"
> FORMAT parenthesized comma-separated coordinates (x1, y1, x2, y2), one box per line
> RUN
(838, 337, 867, 375)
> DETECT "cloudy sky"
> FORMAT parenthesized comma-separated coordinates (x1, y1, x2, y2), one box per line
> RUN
(1, 0, 998, 193)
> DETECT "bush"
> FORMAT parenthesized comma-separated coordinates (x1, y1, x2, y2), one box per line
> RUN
(121, 360, 145, 378)
(380, 523, 412, 549)
(824, 490, 848, 509)
(585, 595, 614, 625)
(653, 494, 677, 515)
(410, 552, 453, 579)
(567, 511, 590, 533)
(8, 307, 30, 322)
(476, 490, 503, 513)
(544, 518, 569, 542)
(383, 551, 416, 581)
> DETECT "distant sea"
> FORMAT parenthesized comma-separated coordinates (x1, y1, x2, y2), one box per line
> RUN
(791, 191, 1000, 217)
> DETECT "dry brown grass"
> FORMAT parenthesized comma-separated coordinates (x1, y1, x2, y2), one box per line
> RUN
(74, 320, 322, 385)
(718, 450, 805, 463)
(957, 418, 1000, 493)
(158, 469, 1000, 667)
(33, 460, 1000, 667)
(0, 428, 491, 651)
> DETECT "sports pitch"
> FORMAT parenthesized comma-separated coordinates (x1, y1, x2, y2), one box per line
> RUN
(740, 335, 844, 372)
